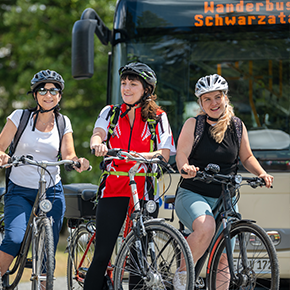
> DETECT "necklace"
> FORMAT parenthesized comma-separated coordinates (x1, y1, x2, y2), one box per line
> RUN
(38, 114, 54, 126)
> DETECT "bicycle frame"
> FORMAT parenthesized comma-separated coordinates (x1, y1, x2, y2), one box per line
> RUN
(1, 157, 78, 290)
(193, 183, 243, 283)
(68, 153, 167, 288)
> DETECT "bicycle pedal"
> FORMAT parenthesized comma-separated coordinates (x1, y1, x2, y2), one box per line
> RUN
(195, 276, 205, 288)
(78, 267, 88, 279)
(25, 258, 32, 268)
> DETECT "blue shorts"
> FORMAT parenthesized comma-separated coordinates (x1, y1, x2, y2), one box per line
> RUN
(175, 187, 238, 234)
(0, 180, 65, 257)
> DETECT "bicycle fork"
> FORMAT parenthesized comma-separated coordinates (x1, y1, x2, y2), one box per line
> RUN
(221, 185, 249, 287)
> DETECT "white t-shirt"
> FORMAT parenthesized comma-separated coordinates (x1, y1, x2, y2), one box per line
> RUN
(8, 109, 73, 189)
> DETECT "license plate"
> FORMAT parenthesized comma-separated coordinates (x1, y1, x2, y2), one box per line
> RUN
(233, 258, 271, 274)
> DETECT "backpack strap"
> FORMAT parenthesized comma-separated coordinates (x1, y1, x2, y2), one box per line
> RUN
(55, 113, 66, 159)
(8, 109, 32, 157)
(6, 109, 32, 194)
(231, 116, 242, 150)
(192, 114, 206, 155)
(147, 118, 157, 152)
(106, 105, 121, 146)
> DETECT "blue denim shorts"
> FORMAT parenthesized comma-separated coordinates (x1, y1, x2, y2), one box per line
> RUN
(175, 187, 238, 232)
(0, 180, 65, 257)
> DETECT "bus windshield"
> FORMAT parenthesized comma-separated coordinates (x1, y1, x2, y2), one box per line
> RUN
(111, 0, 290, 170)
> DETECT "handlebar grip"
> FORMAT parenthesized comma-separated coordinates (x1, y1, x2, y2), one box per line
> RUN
(107, 149, 119, 156)
(64, 161, 81, 172)
(181, 169, 188, 175)
(91, 148, 119, 156)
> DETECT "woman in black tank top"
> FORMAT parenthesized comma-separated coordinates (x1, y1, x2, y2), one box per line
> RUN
(172, 74, 274, 290)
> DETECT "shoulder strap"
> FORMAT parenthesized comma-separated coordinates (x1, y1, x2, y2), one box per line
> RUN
(147, 118, 157, 152)
(6, 109, 32, 194)
(55, 113, 66, 159)
(192, 114, 206, 155)
(9, 109, 32, 157)
(107, 105, 121, 146)
(231, 116, 243, 150)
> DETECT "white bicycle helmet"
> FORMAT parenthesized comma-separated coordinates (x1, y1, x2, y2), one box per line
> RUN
(195, 74, 228, 98)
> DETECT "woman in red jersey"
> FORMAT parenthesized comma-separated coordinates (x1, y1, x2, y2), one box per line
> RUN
(85, 62, 176, 290)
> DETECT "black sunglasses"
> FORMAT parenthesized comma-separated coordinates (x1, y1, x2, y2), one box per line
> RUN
(37, 88, 60, 96)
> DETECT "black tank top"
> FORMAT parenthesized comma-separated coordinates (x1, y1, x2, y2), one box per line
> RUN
(180, 121, 239, 198)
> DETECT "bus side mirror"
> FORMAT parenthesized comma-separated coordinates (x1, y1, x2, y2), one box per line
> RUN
(72, 19, 97, 79)
(72, 8, 111, 80)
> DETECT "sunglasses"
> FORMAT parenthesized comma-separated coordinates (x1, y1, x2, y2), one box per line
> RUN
(37, 88, 60, 96)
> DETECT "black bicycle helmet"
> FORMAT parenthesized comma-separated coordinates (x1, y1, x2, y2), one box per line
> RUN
(119, 62, 157, 93)
(31, 69, 65, 91)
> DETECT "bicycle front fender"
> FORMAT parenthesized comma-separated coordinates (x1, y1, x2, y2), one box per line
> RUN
(230, 219, 256, 227)
(143, 218, 165, 226)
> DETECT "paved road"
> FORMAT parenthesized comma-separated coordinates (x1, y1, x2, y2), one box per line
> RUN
(18, 276, 66, 290)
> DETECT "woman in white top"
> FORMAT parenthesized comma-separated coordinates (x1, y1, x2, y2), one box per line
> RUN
(0, 69, 90, 276)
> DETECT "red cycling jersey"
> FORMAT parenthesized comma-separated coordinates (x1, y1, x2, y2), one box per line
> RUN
(94, 103, 176, 199)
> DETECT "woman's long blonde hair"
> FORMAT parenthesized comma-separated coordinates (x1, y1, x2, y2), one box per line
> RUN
(198, 93, 235, 143)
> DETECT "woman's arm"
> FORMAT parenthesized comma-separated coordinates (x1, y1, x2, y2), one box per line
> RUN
(239, 123, 273, 188)
(134, 149, 170, 162)
(0, 119, 17, 165)
(61, 132, 90, 172)
(90, 127, 108, 156)
(176, 118, 199, 178)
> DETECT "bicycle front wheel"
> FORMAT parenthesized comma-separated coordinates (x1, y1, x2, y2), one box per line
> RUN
(207, 221, 279, 290)
(32, 217, 54, 290)
(113, 220, 195, 290)
(67, 224, 95, 290)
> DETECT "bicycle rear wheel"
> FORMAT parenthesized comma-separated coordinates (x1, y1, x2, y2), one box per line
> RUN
(67, 223, 95, 290)
(32, 217, 54, 290)
(113, 219, 195, 290)
(207, 221, 279, 290)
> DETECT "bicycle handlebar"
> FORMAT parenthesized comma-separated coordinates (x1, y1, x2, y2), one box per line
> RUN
(181, 163, 266, 188)
(91, 148, 175, 173)
(0, 155, 91, 171)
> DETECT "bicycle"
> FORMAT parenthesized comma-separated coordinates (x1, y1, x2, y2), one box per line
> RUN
(164, 163, 279, 289)
(0, 155, 84, 290)
(65, 148, 195, 290)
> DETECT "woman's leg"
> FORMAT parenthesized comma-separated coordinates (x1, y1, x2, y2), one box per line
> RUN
(46, 182, 66, 255)
(84, 197, 130, 290)
(175, 188, 216, 269)
(0, 181, 33, 275)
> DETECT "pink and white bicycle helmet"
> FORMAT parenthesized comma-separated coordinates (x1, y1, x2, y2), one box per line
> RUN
(195, 74, 228, 98)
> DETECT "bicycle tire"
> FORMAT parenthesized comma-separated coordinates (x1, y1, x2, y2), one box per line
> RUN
(206, 221, 279, 290)
(67, 224, 95, 290)
(31, 217, 54, 290)
(113, 219, 195, 290)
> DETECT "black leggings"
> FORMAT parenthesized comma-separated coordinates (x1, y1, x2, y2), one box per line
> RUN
(84, 197, 130, 290)
(84, 197, 159, 290)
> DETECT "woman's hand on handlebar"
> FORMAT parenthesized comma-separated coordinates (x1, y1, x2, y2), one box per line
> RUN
(74, 157, 91, 173)
(258, 172, 273, 188)
(0, 152, 10, 166)
(91, 143, 108, 157)
(180, 164, 199, 178)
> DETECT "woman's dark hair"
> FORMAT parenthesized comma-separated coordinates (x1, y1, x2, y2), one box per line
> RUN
(121, 73, 160, 121)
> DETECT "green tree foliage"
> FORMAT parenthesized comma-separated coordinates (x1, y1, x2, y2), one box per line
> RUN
(0, 0, 115, 185)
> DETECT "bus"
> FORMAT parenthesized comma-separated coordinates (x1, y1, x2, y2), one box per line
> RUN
(71, 0, 290, 286)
